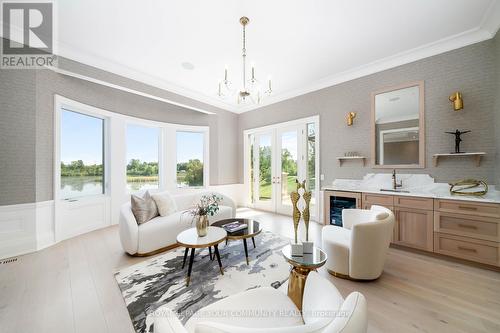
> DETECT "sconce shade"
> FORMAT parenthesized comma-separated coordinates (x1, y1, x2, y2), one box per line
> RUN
(449, 92, 463, 111)
(347, 112, 357, 126)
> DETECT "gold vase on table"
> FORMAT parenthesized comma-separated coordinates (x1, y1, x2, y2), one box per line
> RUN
(196, 215, 209, 237)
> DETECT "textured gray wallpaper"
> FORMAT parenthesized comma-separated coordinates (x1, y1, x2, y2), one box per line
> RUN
(238, 39, 498, 186)
(495, 33, 500, 186)
(0, 69, 36, 205)
(1, 50, 239, 205)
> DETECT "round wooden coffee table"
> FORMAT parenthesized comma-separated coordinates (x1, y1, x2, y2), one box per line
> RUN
(212, 218, 262, 265)
(177, 226, 227, 286)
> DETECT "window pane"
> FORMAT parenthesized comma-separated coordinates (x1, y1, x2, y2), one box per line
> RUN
(126, 124, 159, 192)
(60, 109, 104, 199)
(306, 123, 316, 207)
(177, 131, 204, 188)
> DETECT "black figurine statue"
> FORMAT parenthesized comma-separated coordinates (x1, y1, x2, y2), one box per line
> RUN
(445, 129, 471, 154)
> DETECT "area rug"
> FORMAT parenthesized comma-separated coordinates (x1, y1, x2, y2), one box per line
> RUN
(115, 231, 291, 333)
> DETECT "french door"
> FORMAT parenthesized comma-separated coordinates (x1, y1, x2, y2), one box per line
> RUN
(247, 117, 319, 219)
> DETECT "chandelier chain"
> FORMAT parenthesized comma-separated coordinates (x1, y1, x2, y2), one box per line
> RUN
(242, 23, 246, 91)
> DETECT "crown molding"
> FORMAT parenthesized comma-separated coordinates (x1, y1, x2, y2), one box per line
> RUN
(18, 0, 500, 115)
(236, 27, 495, 113)
(46, 66, 216, 115)
(56, 42, 237, 113)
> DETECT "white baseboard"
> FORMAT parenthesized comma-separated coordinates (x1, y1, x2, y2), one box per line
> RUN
(0, 184, 246, 260)
(0, 200, 55, 260)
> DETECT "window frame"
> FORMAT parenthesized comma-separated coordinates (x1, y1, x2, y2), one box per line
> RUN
(54, 95, 210, 203)
(55, 100, 110, 202)
(174, 128, 210, 189)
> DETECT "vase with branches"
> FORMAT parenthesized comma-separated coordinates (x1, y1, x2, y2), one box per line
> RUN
(186, 194, 222, 237)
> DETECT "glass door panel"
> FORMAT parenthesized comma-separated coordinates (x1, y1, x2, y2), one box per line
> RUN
(276, 126, 302, 215)
(280, 130, 298, 207)
(306, 123, 317, 214)
(254, 132, 275, 211)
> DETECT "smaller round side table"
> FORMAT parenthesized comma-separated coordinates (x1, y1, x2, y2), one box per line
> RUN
(282, 244, 327, 310)
(177, 226, 227, 286)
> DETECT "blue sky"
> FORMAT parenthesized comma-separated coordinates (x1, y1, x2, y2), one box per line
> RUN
(126, 124, 159, 163)
(177, 131, 203, 163)
(61, 110, 103, 164)
(61, 110, 203, 165)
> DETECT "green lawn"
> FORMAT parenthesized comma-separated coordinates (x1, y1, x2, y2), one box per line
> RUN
(259, 175, 297, 200)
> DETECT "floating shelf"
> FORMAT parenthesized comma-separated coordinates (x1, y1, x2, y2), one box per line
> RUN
(432, 152, 486, 167)
(337, 156, 366, 167)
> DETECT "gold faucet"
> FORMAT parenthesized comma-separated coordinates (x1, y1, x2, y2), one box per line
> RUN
(392, 169, 402, 190)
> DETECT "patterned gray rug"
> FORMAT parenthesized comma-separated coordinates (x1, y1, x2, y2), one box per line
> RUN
(115, 231, 291, 333)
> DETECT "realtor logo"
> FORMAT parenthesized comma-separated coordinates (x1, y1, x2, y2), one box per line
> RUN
(1, 1, 57, 68)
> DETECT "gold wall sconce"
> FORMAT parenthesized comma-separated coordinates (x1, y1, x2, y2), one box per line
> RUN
(449, 92, 463, 111)
(346, 112, 357, 126)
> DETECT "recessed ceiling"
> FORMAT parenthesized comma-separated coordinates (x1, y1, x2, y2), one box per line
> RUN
(51, 1, 500, 113)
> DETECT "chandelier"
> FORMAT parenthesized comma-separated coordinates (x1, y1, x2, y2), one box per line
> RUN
(218, 16, 272, 104)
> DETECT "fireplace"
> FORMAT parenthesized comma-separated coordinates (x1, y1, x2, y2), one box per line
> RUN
(323, 190, 361, 226)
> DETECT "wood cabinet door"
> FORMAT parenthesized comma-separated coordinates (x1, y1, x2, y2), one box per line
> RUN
(394, 207, 434, 251)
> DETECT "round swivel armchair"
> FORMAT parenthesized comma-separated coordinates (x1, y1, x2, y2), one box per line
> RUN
(322, 205, 395, 280)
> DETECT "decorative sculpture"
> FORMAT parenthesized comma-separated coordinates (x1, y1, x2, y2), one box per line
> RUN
(290, 179, 313, 255)
(290, 189, 301, 245)
(445, 129, 471, 154)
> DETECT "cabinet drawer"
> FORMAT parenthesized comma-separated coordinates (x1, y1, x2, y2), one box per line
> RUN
(434, 232, 499, 266)
(435, 199, 500, 218)
(434, 212, 500, 242)
(362, 193, 393, 207)
(394, 196, 433, 210)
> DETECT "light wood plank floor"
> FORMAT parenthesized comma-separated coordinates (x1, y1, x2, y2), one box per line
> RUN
(1, 208, 500, 333)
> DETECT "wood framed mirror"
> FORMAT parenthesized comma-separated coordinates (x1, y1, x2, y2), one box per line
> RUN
(371, 81, 425, 168)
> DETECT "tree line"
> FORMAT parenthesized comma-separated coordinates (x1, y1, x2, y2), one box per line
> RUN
(61, 159, 203, 186)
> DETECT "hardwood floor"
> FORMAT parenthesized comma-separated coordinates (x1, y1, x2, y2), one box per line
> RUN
(1, 208, 500, 333)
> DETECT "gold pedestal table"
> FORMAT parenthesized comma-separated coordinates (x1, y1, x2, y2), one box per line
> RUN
(282, 244, 327, 310)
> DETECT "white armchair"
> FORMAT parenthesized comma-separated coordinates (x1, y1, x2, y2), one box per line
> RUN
(119, 191, 236, 256)
(154, 271, 368, 333)
(322, 205, 395, 280)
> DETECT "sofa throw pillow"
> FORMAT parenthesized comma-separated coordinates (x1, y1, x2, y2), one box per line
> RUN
(131, 191, 159, 225)
(152, 192, 178, 217)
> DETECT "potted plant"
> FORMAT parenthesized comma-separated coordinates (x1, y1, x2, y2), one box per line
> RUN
(187, 194, 222, 237)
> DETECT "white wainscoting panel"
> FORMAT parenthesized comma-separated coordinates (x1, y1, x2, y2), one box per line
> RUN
(0, 203, 37, 259)
(36, 201, 55, 250)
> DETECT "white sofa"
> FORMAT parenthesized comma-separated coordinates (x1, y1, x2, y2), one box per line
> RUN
(322, 205, 395, 280)
(119, 191, 236, 256)
(154, 271, 368, 333)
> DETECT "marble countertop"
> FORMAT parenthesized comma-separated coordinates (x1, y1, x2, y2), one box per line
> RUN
(323, 174, 500, 204)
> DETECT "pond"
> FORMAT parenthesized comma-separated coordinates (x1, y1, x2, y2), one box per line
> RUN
(61, 176, 159, 199)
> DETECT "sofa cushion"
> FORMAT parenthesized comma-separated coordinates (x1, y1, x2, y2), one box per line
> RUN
(136, 206, 233, 254)
(137, 211, 192, 254)
(185, 287, 303, 332)
(152, 192, 178, 217)
(131, 191, 159, 225)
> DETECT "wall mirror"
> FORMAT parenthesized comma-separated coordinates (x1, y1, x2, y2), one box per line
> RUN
(371, 81, 425, 168)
